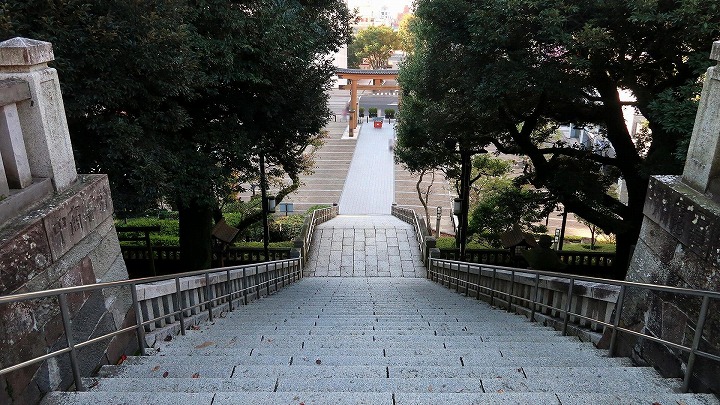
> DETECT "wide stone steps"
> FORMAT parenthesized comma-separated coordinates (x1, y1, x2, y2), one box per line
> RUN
(41, 278, 720, 405)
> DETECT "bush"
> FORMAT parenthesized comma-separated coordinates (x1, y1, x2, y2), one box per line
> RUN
(305, 204, 331, 214)
(115, 217, 180, 246)
(368, 107, 378, 117)
(385, 108, 395, 118)
(359, 107, 365, 117)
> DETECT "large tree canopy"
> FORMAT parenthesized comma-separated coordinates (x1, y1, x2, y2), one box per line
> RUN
(348, 25, 399, 69)
(0, 0, 351, 270)
(397, 0, 720, 276)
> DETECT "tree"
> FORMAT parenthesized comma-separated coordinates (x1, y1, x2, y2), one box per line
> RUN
(397, 13, 415, 54)
(574, 214, 600, 250)
(350, 25, 399, 69)
(468, 179, 552, 248)
(1, 0, 351, 270)
(399, 0, 720, 277)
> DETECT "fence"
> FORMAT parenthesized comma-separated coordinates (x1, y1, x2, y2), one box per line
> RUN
(428, 258, 720, 393)
(0, 258, 302, 392)
(391, 205, 433, 264)
(120, 245, 293, 278)
(438, 248, 616, 278)
(294, 205, 339, 267)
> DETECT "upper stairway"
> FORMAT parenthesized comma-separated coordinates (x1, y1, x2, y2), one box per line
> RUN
(42, 276, 719, 405)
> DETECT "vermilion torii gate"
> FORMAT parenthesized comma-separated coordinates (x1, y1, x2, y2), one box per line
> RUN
(336, 68, 399, 136)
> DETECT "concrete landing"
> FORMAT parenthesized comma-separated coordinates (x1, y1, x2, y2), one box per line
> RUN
(303, 215, 425, 278)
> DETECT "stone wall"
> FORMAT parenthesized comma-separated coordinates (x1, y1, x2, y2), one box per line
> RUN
(621, 176, 720, 394)
(622, 41, 720, 395)
(0, 175, 134, 404)
(0, 38, 133, 405)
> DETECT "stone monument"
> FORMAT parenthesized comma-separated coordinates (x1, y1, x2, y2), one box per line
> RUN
(621, 41, 720, 394)
(0, 38, 133, 404)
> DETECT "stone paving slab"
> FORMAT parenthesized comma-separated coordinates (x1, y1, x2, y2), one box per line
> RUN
(303, 216, 425, 278)
(213, 392, 393, 405)
(41, 392, 214, 405)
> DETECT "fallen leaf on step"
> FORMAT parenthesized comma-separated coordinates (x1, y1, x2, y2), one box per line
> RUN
(427, 385, 433, 392)
(191, 325, 200, 330)
(164, 335, 173, 342)
(151, 366, 160, 372)
(315, 359, 322, 365)
(497, 389, 504, 393)
(195, 341, 215, 349)
(117, 355, 127, 365)
(162, 371, 169, 378)
(192, 373, 200, 378)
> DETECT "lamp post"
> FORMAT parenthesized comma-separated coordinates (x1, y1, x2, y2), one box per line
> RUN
(259, 153, 276, 261)
(446, 139, 487, 262)
(435, 206, 442, 238)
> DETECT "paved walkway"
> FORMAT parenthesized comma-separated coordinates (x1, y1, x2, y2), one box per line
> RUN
(338, 121, 395, 215)
(303, 216, 425, 278)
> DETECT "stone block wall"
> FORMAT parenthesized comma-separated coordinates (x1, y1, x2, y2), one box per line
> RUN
(621, 177, 720, 394)
(0, 174, 134, 404)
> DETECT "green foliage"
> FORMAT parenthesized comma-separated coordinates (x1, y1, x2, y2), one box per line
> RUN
(399, 0, 720, 272)
(562, 242, 616, 253)
(350, 25, 399, 69)
(368, 107, 378, 117)
(397, 13, 416, 54)
(1, 0, 352, 269)
(358, 107, 365, 116)
(115, 217, 180, 246)
(305, 204, 331, 213)
(385, 108, 395, 118)
(468, 179, 552, 247)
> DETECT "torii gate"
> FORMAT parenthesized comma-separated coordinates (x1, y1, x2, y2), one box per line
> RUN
(336, 68, 399, 136)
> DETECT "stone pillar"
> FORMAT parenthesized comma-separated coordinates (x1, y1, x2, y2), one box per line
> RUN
(621, 41, 720, 394)
(0, 37, 77, 192)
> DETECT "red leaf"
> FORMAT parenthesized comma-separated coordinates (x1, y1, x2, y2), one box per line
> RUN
(117, 355, 128, 365)
(192, 373, 200, 378)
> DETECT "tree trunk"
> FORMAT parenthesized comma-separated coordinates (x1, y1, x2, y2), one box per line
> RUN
(178, 201, 214, 272)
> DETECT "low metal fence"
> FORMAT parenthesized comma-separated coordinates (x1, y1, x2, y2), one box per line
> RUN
(0, 257, 302, 392)
(428, 258, 720, 393)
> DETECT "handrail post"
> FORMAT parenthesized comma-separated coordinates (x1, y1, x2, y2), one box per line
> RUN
(682, 295, 711, 393)
(130, 284, 147, 356)
(205, 272, 213, 322)
(226, 269, 234, 312)
(274, 262, 279, 292)
(255, 265, 261, 300)
(266, 263, 271, 296)
(508, 270, 515, 313)
(530, 273, 540, 322)
(490, 268, 497, 306)
(455, 263, 460, 292)
(465, 263, 471, 296)
(175, 277, 186, 335)
(562, 278, 575, 336)
(608, 285, 626, 357)
(58, 293, 85, 391)
(242, 267, 248, 305)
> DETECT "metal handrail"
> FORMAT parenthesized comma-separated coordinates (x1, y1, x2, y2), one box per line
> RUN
(429, 258, 720, 393)
(0, 257, 301, 392)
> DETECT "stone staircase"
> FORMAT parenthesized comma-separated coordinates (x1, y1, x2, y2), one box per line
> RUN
(42, 277, 719, 405)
